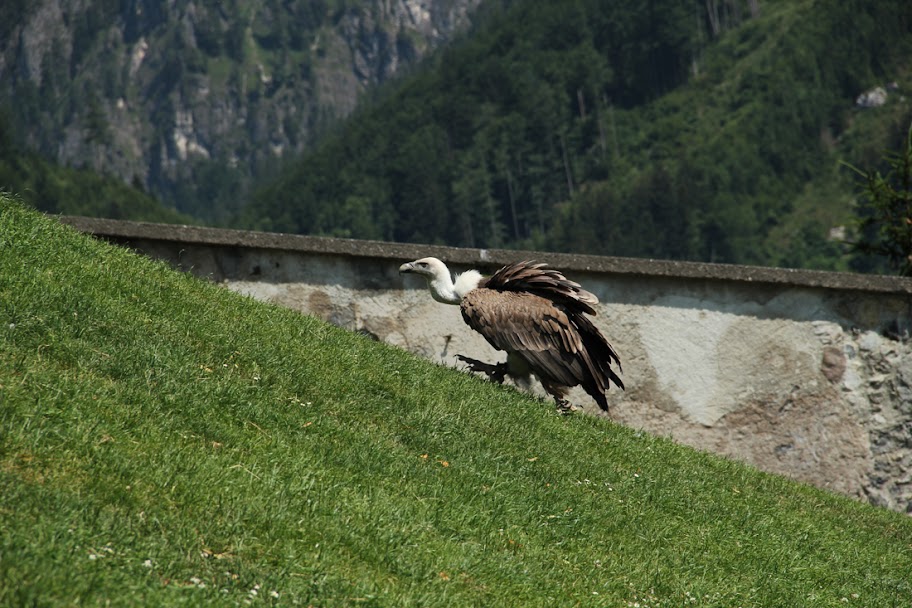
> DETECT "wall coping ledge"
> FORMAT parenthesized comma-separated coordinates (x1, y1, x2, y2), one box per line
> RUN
(60, 215, 912, 296)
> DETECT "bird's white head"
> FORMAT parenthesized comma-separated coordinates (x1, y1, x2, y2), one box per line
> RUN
(399, 257, 481, 304)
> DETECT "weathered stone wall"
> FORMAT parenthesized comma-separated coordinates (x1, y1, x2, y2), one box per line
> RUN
(61, 216, 912, 513)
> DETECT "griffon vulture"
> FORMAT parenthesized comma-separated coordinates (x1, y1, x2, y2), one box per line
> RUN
(399, 257, 623, 412)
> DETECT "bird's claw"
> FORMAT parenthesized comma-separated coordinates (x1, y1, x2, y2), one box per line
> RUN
(456, 354, 508, 384)
(554, 398, 576, 415)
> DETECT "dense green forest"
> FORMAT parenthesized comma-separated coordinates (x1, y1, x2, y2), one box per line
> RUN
(3, 0, 911, 272)
(0, 115, 191, 223)
(237, 0, 912, 272)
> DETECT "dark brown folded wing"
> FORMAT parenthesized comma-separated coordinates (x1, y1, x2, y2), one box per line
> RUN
(461, 289, 600, 392)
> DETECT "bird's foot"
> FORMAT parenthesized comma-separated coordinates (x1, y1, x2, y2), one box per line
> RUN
(456, 355, 508, 384)
(554, 398, 577, 415)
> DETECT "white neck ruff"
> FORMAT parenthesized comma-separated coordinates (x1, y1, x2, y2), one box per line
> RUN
(429, 269, 482, 304)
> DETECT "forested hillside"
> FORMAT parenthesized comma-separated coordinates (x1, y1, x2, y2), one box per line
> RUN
(239, 0, 912, 271)
(3, 0, 910, 271)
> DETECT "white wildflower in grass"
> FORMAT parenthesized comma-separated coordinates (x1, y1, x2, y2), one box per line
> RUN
(142, 559, 153, 568)
(87, 546, 114, 561)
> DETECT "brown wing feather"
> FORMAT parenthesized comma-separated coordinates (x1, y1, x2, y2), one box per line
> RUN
(484, 261, 598, 316)
(461, 288, 622, 410)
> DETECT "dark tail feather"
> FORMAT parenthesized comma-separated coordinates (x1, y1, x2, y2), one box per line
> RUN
(584, 382, 612, 411)
(575, 314, 625, 407)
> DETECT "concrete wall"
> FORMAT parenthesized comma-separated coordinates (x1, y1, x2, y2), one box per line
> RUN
(62, 216, 912, 513)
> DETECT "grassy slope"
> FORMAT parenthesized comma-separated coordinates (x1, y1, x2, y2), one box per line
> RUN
(1, 195, 911, 607)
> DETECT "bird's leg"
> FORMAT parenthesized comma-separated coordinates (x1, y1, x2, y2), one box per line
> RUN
(540, 380, 576, 415)
(455, 354, 508, 384)
(554, 397, 576, 415)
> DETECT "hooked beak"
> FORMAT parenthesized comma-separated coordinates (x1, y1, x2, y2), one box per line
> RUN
(399, 262, 415, 275)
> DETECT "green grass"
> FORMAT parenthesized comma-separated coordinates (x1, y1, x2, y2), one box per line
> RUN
(1, 195, 911, 607)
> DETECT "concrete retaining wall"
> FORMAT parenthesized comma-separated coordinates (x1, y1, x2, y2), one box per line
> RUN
(61, 216, 912, 513)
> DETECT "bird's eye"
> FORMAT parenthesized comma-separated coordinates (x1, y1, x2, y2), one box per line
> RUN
(419, 262, 428, 268)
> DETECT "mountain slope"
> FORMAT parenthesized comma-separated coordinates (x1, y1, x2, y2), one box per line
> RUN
(1, 0, 481, 222)
(2, 196, 912, 606)
(0, 118, 192, 223)
(240, 0, 912, 271)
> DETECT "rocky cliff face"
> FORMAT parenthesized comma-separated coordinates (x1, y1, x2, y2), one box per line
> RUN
(1, 0, 481, 218)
